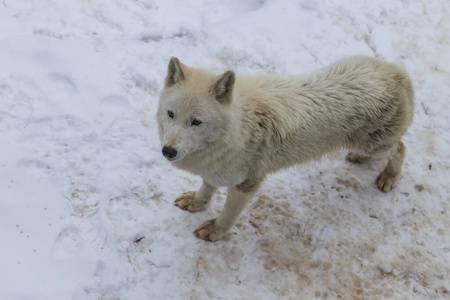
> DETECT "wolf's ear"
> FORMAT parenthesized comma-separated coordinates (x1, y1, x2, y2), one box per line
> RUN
(165, 57, 185, 87)
(211, 70, 235, 104)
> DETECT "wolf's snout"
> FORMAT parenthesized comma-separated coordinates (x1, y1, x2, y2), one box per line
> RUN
(162, 146, 178, 160)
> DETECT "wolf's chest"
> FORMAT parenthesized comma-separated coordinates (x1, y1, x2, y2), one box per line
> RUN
(200, 169, 245, 187)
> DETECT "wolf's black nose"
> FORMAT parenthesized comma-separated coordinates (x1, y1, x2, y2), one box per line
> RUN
(162, 146, 177, 159)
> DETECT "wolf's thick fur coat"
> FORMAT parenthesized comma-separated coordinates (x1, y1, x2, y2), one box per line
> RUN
(157, 55, 414, 241)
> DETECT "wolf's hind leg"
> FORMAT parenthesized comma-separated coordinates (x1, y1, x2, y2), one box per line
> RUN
(175, 180, 217, 212)
(375, 141, 406, 192)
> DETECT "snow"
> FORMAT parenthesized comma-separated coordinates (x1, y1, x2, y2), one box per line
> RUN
(0, 0, 449, 299)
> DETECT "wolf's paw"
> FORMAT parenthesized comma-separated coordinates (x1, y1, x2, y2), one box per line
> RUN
(346, 152, 370, 164)
(376, 169, 400, 192)
(193, 219, 226, 242)
(174, 191, 208, 212)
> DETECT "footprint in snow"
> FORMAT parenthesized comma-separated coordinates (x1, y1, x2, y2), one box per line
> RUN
(48, 72, 79, 95)
(17, 157, 55, 178)
(101, 95, 131, 111)
(52, 226, 84, 260)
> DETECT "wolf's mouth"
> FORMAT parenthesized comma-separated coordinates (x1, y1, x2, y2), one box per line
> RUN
(163, 155, 177, 162)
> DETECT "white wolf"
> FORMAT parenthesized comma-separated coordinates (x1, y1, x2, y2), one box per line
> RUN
(157, 55, 414, 241)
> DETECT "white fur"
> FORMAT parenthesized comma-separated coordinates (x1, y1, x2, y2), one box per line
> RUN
(157, 55, 414, 241)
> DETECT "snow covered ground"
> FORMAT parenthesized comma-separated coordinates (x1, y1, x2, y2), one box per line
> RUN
(0, 0, 449, 299)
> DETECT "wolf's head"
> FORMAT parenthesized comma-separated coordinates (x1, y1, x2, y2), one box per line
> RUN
(157, 57, 236, 162)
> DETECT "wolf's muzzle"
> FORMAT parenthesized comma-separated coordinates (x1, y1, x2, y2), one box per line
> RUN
(162, 146, 178, 160)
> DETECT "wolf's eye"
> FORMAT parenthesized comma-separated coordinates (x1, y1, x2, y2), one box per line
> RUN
(168, 110, 174, 119)
(191, 119, 202, 126)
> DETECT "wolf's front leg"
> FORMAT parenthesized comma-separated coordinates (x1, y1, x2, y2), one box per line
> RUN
(175, 180, 217, 212)
(194, 179, 261, 242)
